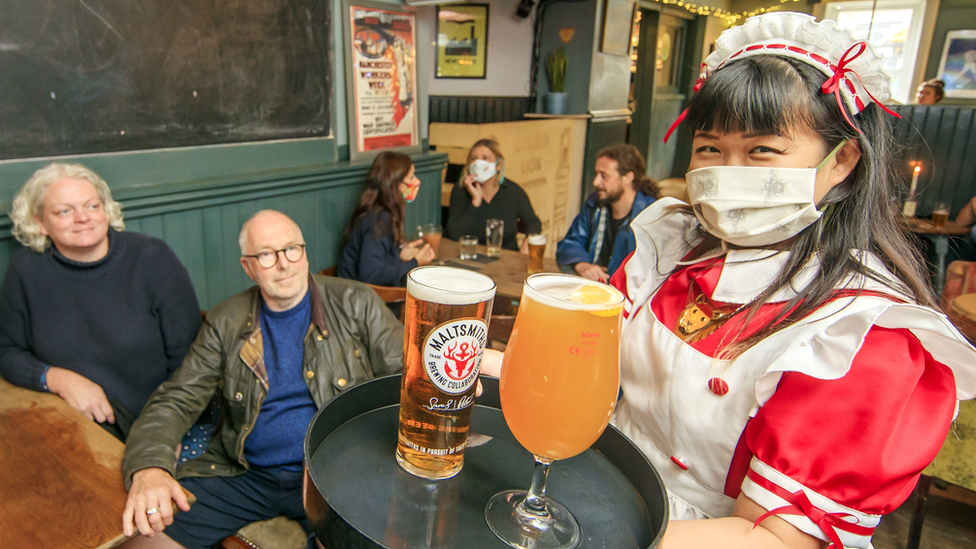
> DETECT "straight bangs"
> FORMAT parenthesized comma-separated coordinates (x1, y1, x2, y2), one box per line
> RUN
(687, 57, 820, 139)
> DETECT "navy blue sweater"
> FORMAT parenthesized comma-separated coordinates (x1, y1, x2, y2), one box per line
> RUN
(337, 210, 416, 287)
(244, 291, 316, 469)
(0, 230, 202, 414)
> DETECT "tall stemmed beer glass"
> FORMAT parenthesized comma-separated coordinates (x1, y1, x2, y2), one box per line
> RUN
(485, 274, 624, 549)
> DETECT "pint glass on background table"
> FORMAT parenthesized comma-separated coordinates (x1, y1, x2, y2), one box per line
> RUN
(423, 223, 443, 258)
(486, 219, 504, 258)
(459, 235, 479, 260)
(933, 202, 950, 228)
(527, 234, 547, 274)
(397, 266, 497, 480)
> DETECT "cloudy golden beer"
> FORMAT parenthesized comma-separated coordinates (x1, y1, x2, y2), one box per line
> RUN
(527, 234, 547, 274)
(500, 275, 624, 460)
(397, 266, 496, 479)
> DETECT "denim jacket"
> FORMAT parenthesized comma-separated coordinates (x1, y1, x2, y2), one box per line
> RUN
(556, 191, 656, 276)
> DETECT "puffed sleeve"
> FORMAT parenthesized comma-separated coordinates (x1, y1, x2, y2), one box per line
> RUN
(738, 326, 957, 549)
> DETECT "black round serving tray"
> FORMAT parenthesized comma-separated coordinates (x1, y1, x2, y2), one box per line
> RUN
(303, 375, 668, 549)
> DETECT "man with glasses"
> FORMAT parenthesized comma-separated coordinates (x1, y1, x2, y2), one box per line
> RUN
(118, 210, 403, 549)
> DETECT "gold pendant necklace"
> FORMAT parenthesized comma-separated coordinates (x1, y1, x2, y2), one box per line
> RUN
(676, 293, 747, 344)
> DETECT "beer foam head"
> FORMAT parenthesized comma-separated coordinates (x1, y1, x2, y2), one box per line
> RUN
(527, 234, 546, 245)
(408, 266, 496, 305)
(523, 274, 624, 312)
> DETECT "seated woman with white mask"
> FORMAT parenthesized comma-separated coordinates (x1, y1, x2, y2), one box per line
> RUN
(445, 139, 542, 252)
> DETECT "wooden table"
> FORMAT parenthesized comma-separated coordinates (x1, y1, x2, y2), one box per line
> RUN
(0, 378, 129, 548)
(436, 239, 561, 300)
(899, 217, 972, 297)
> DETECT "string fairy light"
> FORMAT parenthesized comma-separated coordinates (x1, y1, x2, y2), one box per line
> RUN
(640, 0, 803, 27)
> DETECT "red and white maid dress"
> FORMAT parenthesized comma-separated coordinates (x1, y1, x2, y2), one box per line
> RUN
(609, 199, 976, 548)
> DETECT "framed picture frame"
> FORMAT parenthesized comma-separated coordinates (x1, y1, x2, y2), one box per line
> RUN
(342, 0, 421, 161)
(937, 29, 976, 99)
(436, 4, 490, 79)
(600, 0, 637, 57)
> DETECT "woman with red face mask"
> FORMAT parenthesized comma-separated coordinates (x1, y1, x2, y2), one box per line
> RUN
(338, 151, 435, 287)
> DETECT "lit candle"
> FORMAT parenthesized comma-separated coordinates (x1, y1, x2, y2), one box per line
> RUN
(909, 164, 921, 197)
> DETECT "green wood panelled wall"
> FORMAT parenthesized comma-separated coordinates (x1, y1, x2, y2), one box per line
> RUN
(0, 147, 447, 310)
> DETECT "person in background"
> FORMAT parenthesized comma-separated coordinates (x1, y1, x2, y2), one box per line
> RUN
(916, 78, 946, 105)
(445, 139, 542, 252)
(0, 163, 201, 441)
(956, 195, 976, 227)
(556, 144, 659, 282)
(338, 151, 435, 286)
(120, 210, 404, 548)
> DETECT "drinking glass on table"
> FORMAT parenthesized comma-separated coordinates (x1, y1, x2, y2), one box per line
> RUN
(485, 273, 624, 549)
(460, 235, 479, 260)
(933, 202, 950, 228)
(422, 223, 443, 259)
(527, 234, 547, 274)
(397, 266, 496, 480)
(486, 219, 504, 258)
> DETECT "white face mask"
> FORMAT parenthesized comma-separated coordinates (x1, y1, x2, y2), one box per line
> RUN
(685, 141, 846, 247)
(686, 165, 823, 247)
(470, 159, 498, 183)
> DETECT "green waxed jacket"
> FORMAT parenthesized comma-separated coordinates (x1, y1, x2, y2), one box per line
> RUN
(121, 273, 403, 488)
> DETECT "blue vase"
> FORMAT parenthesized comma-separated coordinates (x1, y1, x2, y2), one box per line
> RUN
(545, 92, 568, 115)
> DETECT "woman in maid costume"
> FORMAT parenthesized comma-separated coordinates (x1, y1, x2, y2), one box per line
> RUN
(607, 12, 976, 549)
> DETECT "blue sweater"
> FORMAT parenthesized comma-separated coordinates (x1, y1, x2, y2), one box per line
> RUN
(337, 210, 416, 287)
(243, 290, 315, 470)
(556, 191, 656, 277)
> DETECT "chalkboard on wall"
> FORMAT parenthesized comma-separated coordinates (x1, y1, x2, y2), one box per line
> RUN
(0, 0, 332, 161)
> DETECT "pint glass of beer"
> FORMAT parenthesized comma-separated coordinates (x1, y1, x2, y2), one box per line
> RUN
(397, 266, 496, 480)
(527, 234, 547, 274)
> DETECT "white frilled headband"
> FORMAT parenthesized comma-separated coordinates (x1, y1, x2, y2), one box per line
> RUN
(664, 12, 900, 142)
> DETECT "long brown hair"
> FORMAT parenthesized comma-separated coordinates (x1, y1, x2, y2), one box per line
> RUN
(344, 151, 413, 245)
(596, 144, 660, 198)
(678, 55, 935, 359)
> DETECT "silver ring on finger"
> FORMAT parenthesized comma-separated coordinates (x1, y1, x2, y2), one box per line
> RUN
(146, 507, 160, 516)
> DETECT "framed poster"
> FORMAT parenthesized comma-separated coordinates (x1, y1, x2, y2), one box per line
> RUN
(938, 30, 976, 99)
(343, 0, 421, 160)
(436, 5, 489, 79)
(600, 0, 637, 57)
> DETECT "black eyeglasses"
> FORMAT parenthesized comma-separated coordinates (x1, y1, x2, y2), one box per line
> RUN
(243, 244, 306, 269)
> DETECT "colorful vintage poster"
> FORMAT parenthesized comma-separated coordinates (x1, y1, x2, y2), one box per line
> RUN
(349, 6, 418, 153)
(436, 5, 489, 79)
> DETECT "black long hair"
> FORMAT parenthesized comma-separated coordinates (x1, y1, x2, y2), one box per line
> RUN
(344, 151, 413, 245)
(678, 55, 935, 357)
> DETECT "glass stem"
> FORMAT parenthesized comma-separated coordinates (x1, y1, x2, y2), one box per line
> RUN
(516, 455, 553, 523)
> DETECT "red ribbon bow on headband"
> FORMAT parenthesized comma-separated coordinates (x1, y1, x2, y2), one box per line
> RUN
(821, 42, 900, 134)
(663, 44, 901, 143)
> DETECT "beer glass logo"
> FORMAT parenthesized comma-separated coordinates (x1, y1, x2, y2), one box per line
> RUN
(424, 319, 487, 394)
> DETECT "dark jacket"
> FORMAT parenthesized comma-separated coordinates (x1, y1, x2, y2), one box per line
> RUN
(556, 191, 656, 277)
(121, 273, 403, 487)
(337, 210, 416, 287)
